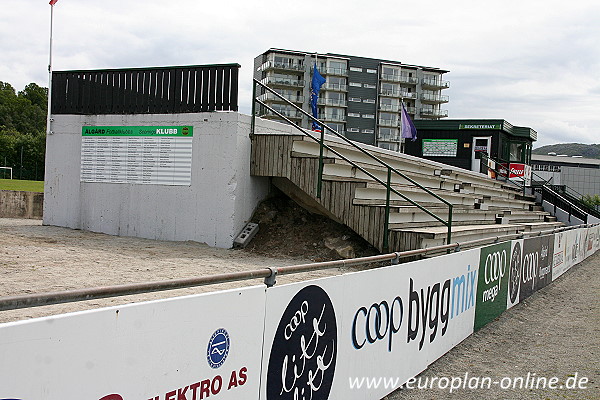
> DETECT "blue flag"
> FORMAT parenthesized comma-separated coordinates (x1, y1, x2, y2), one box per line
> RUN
(310, 63, 326, 131)
(401, 102, 417, 141)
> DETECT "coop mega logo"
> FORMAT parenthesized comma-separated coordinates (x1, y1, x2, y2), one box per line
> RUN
(474, 242, 510, 330)
(266, 285, 337, 400)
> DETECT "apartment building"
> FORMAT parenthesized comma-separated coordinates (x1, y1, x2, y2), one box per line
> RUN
(253, 48, 449, 152)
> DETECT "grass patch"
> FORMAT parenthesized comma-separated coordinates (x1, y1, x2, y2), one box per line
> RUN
(0, 179, 44, 193)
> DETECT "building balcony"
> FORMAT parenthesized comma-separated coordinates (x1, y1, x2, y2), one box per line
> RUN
(259, 60, 305, 72)
(316, 66, 348, 76)
(420, 108, 449, 118)
(380, 74, 419, 85)
(260, 76, 305, 88)
(378, 133, 401, 142)
(421, 78, 450, 89)
(322, 113, 346, 122)
(379, 103, 400, 112)
(378, 118, 399, 127)
(322, 83, 348, 91)
(261, 109, 303, 120)
(420, 93, 449, 103)
(259, 93, 304, 104)
(379, 88, 417, 99)
(318, 98, 348, 107)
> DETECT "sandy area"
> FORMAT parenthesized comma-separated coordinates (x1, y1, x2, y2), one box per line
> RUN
(0, 217, 359, 323)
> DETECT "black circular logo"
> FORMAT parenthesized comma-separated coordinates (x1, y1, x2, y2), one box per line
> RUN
(267, 285, 337, 400)
(509, 241, 522, 303)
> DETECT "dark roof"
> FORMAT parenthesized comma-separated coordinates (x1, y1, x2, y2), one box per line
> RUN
(532, 154, 600, 167)
(262, 48, 449, 73)
(413, 119, 537, 141)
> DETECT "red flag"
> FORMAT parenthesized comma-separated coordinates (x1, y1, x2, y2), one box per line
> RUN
(49, 0, 58, 5)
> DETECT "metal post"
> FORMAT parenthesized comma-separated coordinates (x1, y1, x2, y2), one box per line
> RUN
(47, 3, 54, 136)
(447, 204, 453, 245)
(316, 127, 325, 198)
(250, 81, 257, 136)
(383, 167, 392, 252)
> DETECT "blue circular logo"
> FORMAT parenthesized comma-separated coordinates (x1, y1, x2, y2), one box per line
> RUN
(207, 328, 230, 369)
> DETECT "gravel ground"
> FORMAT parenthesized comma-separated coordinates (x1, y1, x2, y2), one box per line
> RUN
(0, 218, 361, 323)
(1, 218, 598, 400)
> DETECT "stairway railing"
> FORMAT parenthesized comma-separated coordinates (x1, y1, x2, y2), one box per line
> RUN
(546, 185, 600, 219)
(251, 79, 453, 251)
(539, 185, 589, 223)
(478, 152, 527, 196)
(478, 153, 596, 223)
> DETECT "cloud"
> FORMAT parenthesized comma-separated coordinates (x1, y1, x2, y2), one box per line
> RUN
(2, 0, 599, 145)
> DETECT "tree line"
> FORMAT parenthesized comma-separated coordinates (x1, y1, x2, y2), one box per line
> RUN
(0, 81, 47, 181)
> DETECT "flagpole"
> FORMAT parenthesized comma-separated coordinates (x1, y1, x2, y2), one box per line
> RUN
(400, 94, 404, 144)
(47, 2, 55, 135)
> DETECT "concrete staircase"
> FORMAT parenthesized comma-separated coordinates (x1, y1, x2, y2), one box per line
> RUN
(250, 131, 561, 253)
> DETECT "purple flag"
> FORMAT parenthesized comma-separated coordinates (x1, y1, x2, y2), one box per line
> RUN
(401, 102, 417, 141)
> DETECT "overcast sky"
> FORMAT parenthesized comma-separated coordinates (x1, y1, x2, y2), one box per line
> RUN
(1, 0, 598, 147)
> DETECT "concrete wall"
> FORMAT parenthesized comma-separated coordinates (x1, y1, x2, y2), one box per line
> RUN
(44, 112, 291, 248)
(0, 190, 44, 219)
(561, 166, 600, 196)
(542, 200, 585, 226)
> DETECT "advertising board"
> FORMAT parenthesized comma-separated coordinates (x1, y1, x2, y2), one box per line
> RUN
(474, 242, 511, 331)
(0, 286, 265, 400)
(260, 249, 480, 400)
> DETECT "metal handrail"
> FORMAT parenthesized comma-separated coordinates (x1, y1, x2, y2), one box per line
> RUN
(540, 185, 589, 223)
(1, 223, 594, 312)
(550, 185, 600, 216)
(478, 152, 526, 195)
(252, 78, 453, 251)
(480, 151, 599, 220)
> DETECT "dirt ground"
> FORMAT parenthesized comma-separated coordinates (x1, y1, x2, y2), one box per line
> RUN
(245, 193, 380, 260)
(1, 216, 598, 400)
(0, 215, 373, 323)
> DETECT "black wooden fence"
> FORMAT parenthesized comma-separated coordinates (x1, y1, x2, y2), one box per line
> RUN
(51, 64, 239, 115)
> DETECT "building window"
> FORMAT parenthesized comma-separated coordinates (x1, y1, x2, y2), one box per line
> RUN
(509, 142, 525, 162)
(273, 55, 303, 69)
(349, 82, 362, 87)
(326, 123, 345, 133)
(363, 84, 376, 89)
(378, 127, 399, 141)
(366, 69, 377, 74)
(348, 127, 359, 133)
(379, 142, 400, 151)
(362, 114, 374, 119)
(348, 112, 361, 118)
(363, 98, 376, 104)
(362, 129, 374, 134)
(349, 97, 362, 102)
(350, 67, 362, 72)
(382, 66, 400, 77)
(328, 60, 348, 75)
(325, 76, 347, 90)
(327, 92, 346, 101)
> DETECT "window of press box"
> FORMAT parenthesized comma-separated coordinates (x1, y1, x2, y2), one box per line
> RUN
(509, 141, 525, 162)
